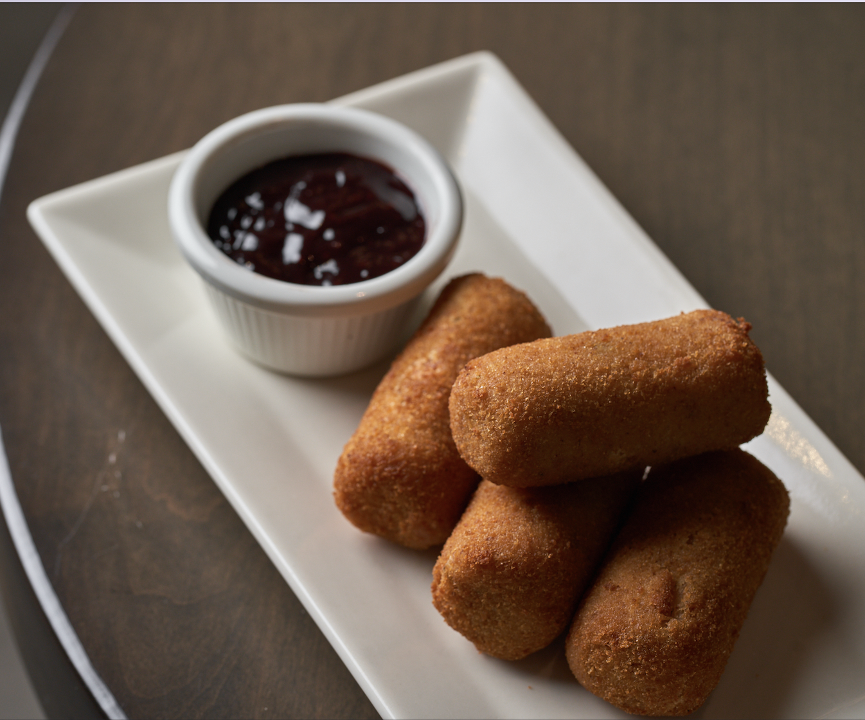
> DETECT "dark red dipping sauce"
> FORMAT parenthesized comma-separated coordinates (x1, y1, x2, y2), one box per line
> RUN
(206, 153, 426, 286)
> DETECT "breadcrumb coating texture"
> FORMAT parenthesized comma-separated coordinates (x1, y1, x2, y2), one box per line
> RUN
(566, 449, 790, 716)
(449, 309, 771, 487)
(333, 273, 551, 548)
(432, 471, 640, 660)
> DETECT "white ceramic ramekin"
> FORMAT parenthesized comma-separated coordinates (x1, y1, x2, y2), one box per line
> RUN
(168, 104, 462, 376)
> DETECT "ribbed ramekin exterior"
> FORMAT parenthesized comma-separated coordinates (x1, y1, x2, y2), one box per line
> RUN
(203, 283, 417, 376)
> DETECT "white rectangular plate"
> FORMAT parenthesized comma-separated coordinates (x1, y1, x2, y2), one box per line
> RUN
(28, 52, 865, 719)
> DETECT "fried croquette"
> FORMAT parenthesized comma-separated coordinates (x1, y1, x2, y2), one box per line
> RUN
(333, 273, 552, 549)
(449, 309, 771, 488)
(431, 471, 641, 660)
(566, 449, 790, 716)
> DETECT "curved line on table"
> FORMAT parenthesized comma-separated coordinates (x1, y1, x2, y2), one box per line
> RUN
(0, 5, 128, 719)
(0, 3, 75, 200)
(0, 429, 127, 720)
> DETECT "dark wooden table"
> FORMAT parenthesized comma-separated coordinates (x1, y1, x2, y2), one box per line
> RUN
(1, 4, 863, 718)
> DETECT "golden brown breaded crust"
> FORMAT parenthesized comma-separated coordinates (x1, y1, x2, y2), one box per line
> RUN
(432, 471, 641, 660)
(449, 309, 771, 487)
(566, 449, 790, 716)
(333, 273, 552, 549)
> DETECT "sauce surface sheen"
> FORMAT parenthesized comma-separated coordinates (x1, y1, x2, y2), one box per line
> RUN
(207, 153, 426, 286)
